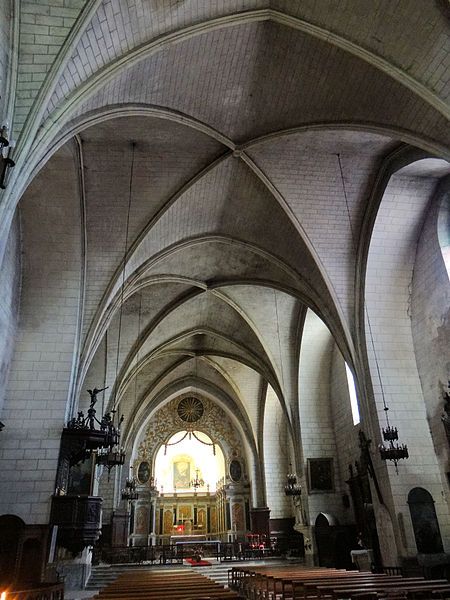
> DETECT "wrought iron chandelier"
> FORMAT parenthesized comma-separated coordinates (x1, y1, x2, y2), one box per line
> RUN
(379, 418, 409, 471)
(121, 469, 139, 501)
(190, 467, 205, 490)
(284, 463, 301, 496)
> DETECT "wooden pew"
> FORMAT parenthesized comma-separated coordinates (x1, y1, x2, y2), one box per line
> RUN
(93, 569, 245, 600)
(317, 579, 449, 600)
(230, 566, 346, 598)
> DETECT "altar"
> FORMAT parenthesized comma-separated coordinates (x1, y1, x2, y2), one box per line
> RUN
(173, 538, 221, 559)
(170, 534, 206, 543)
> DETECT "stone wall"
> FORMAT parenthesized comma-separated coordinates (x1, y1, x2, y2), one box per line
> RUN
(0, 143, 82, 523)
(329, 344, 360, 525)
(263, 385, 292, 519)
(0, 0, 11, 119)
(366, 174, 450, 556)
(298, 310, 346, 524)
(411, 183, 450, 509)
(0, 210, 21, 416)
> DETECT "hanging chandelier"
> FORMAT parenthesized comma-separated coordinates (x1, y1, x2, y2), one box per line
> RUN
(379, 416, 409, 471)
(284, 463, 301, 496)
(190, 467, 205, 490)
(121, 470, 139, 501)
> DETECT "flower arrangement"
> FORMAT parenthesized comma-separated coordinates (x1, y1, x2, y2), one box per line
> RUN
(193, 547, 203, 562)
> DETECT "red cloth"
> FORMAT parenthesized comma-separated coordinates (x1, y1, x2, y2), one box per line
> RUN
(185, 558, 212, 566)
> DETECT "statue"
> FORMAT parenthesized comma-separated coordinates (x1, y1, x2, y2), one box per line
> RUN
(87, 387, 108, 406)
(86, 387, 108, 429)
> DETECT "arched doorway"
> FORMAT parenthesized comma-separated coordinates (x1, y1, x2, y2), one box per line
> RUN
(0, 515, 24, 585)
(408, 487, 444, 554)
(314, 512, 356, 569)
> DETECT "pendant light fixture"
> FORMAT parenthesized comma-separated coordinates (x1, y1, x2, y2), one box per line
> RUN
(284, 463, 301, 496)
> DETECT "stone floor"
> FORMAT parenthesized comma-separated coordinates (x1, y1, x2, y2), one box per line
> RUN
(65, 591, 99, 599)
(64, 590, 99, 600)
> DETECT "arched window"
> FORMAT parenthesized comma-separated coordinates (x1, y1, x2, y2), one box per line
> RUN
(154, 431, 225, 493)
(345, 363, 360, 425)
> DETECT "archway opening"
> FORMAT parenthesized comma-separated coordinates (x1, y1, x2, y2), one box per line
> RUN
(154, 431, 225, 493)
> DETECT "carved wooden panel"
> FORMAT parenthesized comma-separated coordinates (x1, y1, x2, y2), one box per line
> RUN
(163, 510, 173, 534)
(232, 502, 244, 531)
(135, 506, 149, 535)
(179, 505, 192, 520)
(210, 507, 216, 532)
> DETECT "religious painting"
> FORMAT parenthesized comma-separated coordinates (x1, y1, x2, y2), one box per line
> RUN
(137, 461, 151, 484)
(232, 502, 244, 531)
(179, 505, 192, 520)
(229, 459, 242, 482)
(307, 458, 334, 493)
(173, 460, 190, 489)
(135, 506, 149, 535)
(163, 509, 173, 534)
(68, 455, 94, 495)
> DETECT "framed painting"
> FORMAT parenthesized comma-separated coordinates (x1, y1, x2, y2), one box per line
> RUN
(229, 459, 242, 482)
(137, 460, 151, 484)
(68, 455, 95, 495)
(307, 458, 334, 493)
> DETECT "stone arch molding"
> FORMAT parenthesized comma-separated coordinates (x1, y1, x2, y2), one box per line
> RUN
(31, 8, 450, 153)
(134, 395, 244, 473)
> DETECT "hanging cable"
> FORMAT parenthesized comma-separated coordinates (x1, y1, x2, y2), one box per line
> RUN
(336, 153, 408, 471)
(133, 290, 143, 406)
(113, 141, 136, 414)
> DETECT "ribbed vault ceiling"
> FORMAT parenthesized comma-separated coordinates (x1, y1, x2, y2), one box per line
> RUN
(13, 0, 449, 457)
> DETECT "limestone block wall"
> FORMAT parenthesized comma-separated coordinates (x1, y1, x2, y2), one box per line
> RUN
(366, 174, 450, 555)
(15, 0, 85, 133)
(0, 144, 82, 523)
(263, 385, 292, 519)
(0, 0, 11, 119)
(0, 211, 21, 415)
(329, 344, 360, 525)
(411, 186, 450, 505)
(97, 464, 121, 525)
(298, 310, 345, 524)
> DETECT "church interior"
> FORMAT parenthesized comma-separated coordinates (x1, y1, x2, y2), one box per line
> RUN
(0, 1, 449, 598)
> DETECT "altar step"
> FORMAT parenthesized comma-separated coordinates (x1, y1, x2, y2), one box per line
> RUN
(86, 563, 189, 589)
(86, 558, 288, 590)
(187, 559, 289, 589)
(190, 563, 230, 587)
